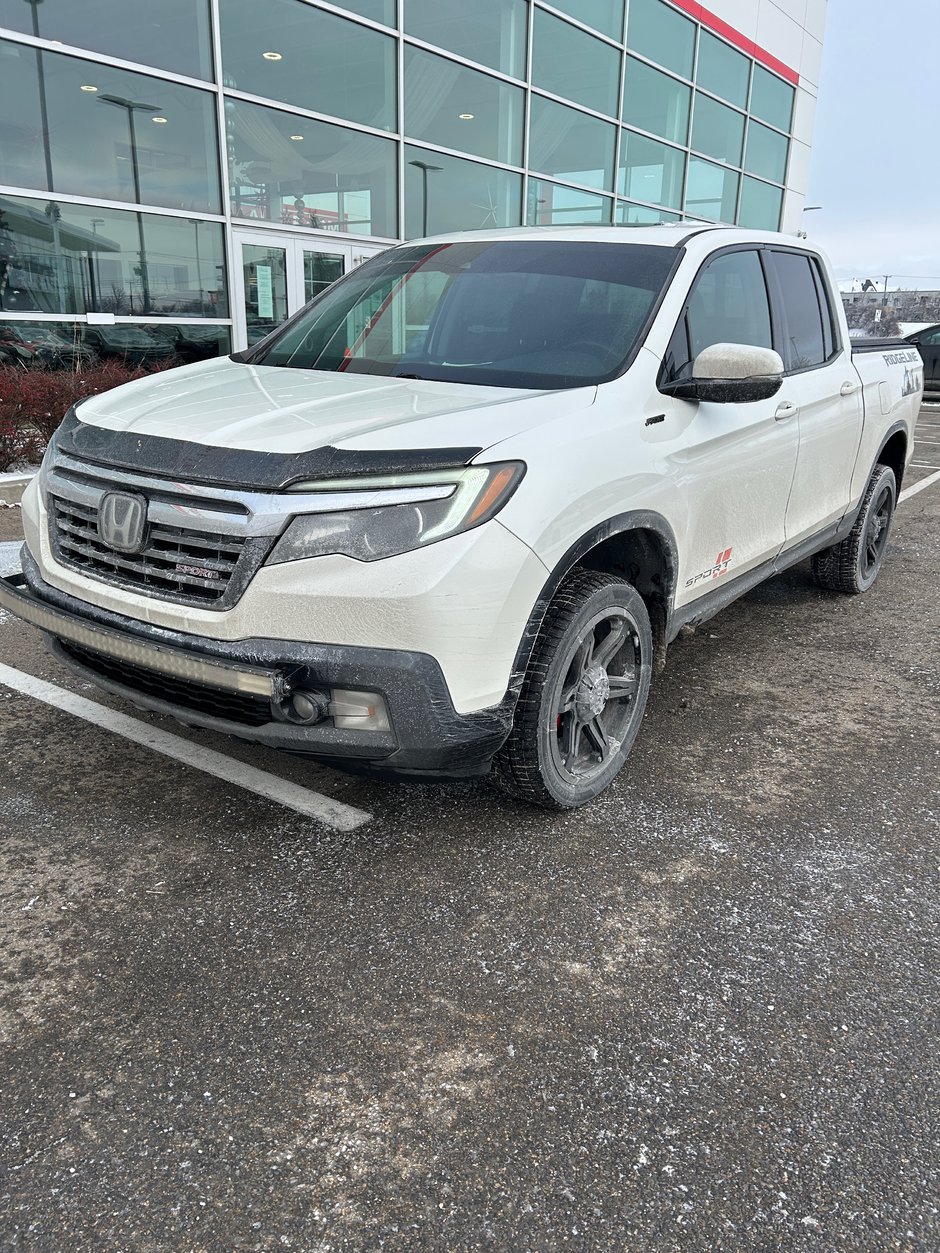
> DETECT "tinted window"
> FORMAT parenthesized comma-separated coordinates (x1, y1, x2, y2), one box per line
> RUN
(919, 328, 940, 346)
(669, 250, 772, 376)
(772, 251, 826, 370)
(403, 0, 526, 77)
(252, 240, 677, 390)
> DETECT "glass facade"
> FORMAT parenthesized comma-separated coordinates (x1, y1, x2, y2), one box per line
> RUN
(0, 0, 800, 357)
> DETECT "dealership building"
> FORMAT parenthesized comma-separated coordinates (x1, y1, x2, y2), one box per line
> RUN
(0, 0, 827, 360)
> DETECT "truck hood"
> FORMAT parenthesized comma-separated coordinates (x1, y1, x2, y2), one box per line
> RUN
(73, 356, 595, 456)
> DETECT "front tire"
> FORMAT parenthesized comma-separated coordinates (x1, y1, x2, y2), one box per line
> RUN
(493, 569, 652, 810)
(812, 463, 897, 594)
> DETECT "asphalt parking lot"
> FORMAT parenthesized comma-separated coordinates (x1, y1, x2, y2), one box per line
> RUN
(1, 411, 938, 1251)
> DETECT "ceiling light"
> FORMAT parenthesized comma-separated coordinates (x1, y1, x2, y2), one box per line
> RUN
(152, 116, 168, 124)
(80, 84, 99, 92)
(289, 134, 304, 141)
(458, 113, 474, 120)
(262, 51, 283, 60)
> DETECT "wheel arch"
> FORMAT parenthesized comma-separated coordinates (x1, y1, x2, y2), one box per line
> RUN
(874, 422, 909, 494)
(509, 511, 680, 689)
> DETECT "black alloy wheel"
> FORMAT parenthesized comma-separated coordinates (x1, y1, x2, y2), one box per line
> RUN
(812, 463, 897, 594)
(494, 569, 653, 809)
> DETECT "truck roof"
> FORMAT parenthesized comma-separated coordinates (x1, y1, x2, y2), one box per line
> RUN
(410, 224, 803, 250)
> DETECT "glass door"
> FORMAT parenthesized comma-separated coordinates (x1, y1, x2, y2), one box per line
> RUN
(232, 230, 385, 350)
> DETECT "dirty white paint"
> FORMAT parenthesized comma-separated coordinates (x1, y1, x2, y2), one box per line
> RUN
(0, 662, 372, 831)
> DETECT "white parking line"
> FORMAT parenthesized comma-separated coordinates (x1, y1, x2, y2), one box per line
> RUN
(900, 469, 940, 503)
(0, 662, 372, 831)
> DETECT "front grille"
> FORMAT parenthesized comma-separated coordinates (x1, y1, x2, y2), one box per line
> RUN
(49, 494, 247, 606)
(58, 639, 274, 727)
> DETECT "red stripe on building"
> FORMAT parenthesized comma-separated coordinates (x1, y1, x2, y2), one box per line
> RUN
(669, 0, 801, 86)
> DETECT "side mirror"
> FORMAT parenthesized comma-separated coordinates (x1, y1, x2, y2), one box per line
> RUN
(661, 343, 785, 404)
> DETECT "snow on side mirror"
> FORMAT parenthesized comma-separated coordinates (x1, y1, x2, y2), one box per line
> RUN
(663, 343, 785, 404)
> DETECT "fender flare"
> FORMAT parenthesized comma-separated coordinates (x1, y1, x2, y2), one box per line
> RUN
(507, 510, 680, 694)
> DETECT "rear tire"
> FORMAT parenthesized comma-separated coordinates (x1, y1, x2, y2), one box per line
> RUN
(811, 464, 896, 594)
(493, 569, 652, 810)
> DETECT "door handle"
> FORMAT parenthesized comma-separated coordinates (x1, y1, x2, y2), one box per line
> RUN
(775, 401, 799, 421)
(840, 380, 861, 396)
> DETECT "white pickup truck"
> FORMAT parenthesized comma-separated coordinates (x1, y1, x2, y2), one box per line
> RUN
(1, 226, 924, 808)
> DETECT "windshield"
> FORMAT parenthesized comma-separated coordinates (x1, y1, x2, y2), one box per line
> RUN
(248, 240, 677, 390)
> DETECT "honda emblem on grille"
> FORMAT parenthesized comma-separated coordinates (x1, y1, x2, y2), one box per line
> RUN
(98, 491, 148, 554)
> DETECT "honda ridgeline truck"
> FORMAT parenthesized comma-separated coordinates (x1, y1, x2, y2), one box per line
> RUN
(0, 226, 924, 808)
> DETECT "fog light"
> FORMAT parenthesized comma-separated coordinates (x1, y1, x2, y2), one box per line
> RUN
(290, 690, 328, 724)
(329, 688, 390, 732)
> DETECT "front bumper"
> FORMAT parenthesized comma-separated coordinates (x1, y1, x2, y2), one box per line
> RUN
(1, 549, 516, 779)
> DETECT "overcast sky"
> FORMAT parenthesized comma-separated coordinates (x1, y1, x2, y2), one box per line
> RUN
(805, 0, 939, 290)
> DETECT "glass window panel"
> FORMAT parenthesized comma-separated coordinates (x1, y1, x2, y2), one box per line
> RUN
(0, 192, 228, 318)
(547, 0, 623, 41)
(531, 9, 620, 117)
(0, 0, 213, 81)
(220, 0, 396, 132)
(737, 177, 783, 231)
(627, 0, 696, 79)
(403, 0, 526, 78)
(0, 41, 49, 192)
(771, 250, 825, 369)
(685, 157, 738, 221)
(404, 48, 523, 166)
(696, 31, 750, 108)
(0, 319, 229, 369)
(404, 146, 521, 237)
(13, 46, 221, 213)
(685, 250, 773, 364)
(617, 202, 680, 224)
(227, 99, 398, 238)
(304, 251, 346, 302)
(744, 121, 788, 184)
(691, 93, 744, 166)
(622, 58, 690, 145)
(618, 132, 685, 210)
(334, 0, 396, 25)
(529, 97, 616, 192)
(241, 242, 288, 345)
(750, 65, 794, 132)
(526, 181, 613, 226)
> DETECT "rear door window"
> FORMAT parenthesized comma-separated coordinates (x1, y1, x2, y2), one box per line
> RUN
(770, 250, 827, 371)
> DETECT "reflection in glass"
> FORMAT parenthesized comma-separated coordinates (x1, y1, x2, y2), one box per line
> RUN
(1, 41, 222, 212)
(0, 0, 213, 81)
(0, 319, 229, 368)
(696, 31, 750, 109)
(745, 121, 789, 184)
(226, 99, 398, 238)
(404, 146, 521, 238)
(547, 0, 623, 41)
(405, 48, 523, 166)
(403, 0, 526, 78)
(304, 252, 346, 302)
(220, 0, 396, 132)
(0, 193, 228, 317)
(242, 244, 288, 345)
(617, 202, 680, 224)
(619, 132, 685, 210)
(529, 97, 616, 192)
(335, 0, 396, 25)
(737, 177, 783, 231)
(526, 181, 613, 226)
(531, 9, 620, 117)
(685, 157, 739, 221)
(622, 58, 690, 146)
(691, 94, 745, 166)
(750, 66, 794, 133)
(627, 0, 696, 79)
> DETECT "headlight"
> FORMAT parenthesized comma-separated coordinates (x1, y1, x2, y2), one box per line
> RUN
(267, 461, 525, 565)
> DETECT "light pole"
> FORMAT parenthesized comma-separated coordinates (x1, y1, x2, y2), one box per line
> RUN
(98, 94, 161, 313)
(409, 160, 443, 238)
(190, 219, 204, 312)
